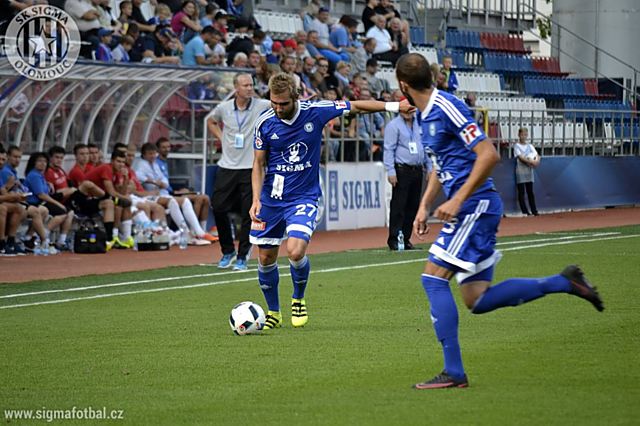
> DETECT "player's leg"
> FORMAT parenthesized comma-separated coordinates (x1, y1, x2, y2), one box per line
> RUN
(284, 201, 317, 327)
(0, 204, 8, 254)
(250, 203, 286, 329)
(5, 204, 27, 254)
(403, 169, 423, 248)
(387, 168, 410, 250)
(257, 245, 282, 329)
(516, 182, 530, 215)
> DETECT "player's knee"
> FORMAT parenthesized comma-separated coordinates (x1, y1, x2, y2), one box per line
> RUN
(288, 248, 306, 262)
(259, 252, 277, 265)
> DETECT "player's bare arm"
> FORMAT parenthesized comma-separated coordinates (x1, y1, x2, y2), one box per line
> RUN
(349, 99, 416, 114)
(249, 149, 267, 222)
(414, 169, 441, 239)
(434, 139, 499, 222)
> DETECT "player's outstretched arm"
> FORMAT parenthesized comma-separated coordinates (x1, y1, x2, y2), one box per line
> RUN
(349, 99, 415, 115)
(414, 169, 441, 239)
(250, 149, 267, 222)
(434, 139, 499, 222)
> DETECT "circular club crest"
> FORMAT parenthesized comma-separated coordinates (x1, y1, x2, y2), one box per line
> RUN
(5, 6, 81, 81)
(304, 122, 314, 133)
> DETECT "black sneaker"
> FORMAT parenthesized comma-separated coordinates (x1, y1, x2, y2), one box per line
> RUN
(561, 265, 604, 312)
(414, 371, 469, 390)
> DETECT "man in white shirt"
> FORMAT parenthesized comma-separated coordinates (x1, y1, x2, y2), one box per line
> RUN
(365, 14, 401, 65)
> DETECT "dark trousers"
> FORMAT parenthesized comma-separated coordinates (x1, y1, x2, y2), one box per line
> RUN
(387, 164, 423, 248)
(517, 182, 538, 215)
(211, 168, 253, 259)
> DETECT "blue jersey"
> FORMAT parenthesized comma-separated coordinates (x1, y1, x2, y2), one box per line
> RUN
(418, 89, 494, 199)
(254, 100, 351, 206)
(25, 169, 49, 205)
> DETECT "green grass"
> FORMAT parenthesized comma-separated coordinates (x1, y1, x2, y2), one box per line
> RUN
(1, 226, 639, 425)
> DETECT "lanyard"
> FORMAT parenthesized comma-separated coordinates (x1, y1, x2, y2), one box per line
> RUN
(234, 108, 249, 132)
(403, 119, 415, 141)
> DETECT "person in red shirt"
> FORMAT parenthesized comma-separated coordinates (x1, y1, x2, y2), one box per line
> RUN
(84, 150, 132, 248)
(45, 146, 77, 202)
(87, 143, 104, 168)
(68, 144, 95, 187)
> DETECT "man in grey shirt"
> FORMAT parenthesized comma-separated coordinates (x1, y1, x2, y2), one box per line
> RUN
(207, 73, 271, 270)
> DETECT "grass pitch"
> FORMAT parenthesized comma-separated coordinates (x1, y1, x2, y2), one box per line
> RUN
(1, 226, 639, 425)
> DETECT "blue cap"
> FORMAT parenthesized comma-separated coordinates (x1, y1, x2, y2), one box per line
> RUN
(98, 28, 113, 38)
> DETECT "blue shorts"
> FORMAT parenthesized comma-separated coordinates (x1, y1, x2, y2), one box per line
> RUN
(428, 191, 504, 284)
(249, 199, 319, 247)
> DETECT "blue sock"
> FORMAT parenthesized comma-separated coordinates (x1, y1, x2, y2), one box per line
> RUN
(421, 274, 465, 379)
(290, 256, 310, 300)
(472, 274, 571, 314)
(258, 262, 280, 312)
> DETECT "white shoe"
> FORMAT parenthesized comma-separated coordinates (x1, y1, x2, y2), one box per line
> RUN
(189, 236, 211, 246)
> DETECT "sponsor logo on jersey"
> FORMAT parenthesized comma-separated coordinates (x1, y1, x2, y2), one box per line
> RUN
(251, 220, 266, 231)
(282, 141, 308, 164)
(335, 101, 348, 110)
(304, 122, 314, 132)
(459, 123, 481, 145)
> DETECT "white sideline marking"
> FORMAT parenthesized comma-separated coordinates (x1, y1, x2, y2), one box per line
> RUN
(1, 232, 605, 300)
(1, 233, 638, 310)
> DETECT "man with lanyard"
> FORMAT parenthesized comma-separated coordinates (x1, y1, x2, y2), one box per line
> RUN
(383, 106, 427, 251)
(207, 73, 271, 271)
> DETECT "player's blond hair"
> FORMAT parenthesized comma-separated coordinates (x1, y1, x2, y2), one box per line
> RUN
(268, 72, 299, 100)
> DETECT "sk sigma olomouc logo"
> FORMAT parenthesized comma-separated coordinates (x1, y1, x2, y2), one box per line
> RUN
(5, 6, 81, 80)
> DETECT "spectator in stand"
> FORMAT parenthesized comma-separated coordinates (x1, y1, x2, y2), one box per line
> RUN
(24, 152, 74, 252)
(357, 86, 385, 160)
(305, 31, 323, 60)
(333, 60, 351, 95)
(294, 31, 311, 57)
(330, 15, 359, 58)
(251, 29, 267, 56)
(312, 57, 331, 93)
(465, 92, 485, 126)
(200, 3, 217, 27)
(266, 41, 282, 65)
(97, 0, 122, 35)
(283, 39, 297, 58)
(118, 0, 133, 31)
(96, 28, 114, 62)
(155, 137, 213, 238)
(225, 17, 253, 65)
(310, 7, 350, 65)
(350, 72, 367, 99)
(255, 58, 275, 97)
(84, 150, 135, 249)
(131, 0, 156, 33)
(232, 51, 249, 68)
(133, 27, 182, 64)
(65, 0, 102, 58)
(388, 17, 409, 56)
(365, 58, 390, 98)
(362, 0, 379, 32)
(441, 55, 458, 93)
(248, 50, 261, 69)
(148, 3, 173, 29)
(301, 56, 317, 92)
(391, 88, 404, 101)
(375, 0, 410, 42)
(69, 144, 94, 187)
(436, 71, 448, 91)
(212, 10, 229, 36)
(301, 0, 323, 31)
(352, 37, 376, 75)
(112, 35, 135, 62)
(429, 62, 440, 83)
(1, 146, 50, 252)
(171, 0, 202, 43)
(367, 15, 400, 65)
(159, 0, 182, 14)
(88, 143, 103, 167)
(182, 26, 223, 66)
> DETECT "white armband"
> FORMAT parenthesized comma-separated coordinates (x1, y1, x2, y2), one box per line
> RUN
(385, 102, 400, 112)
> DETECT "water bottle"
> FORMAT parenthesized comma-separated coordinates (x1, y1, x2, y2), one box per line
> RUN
(34, 239, 42, 256)
(397, 230, 405, 252)
(133, 231, 139, 251)
(179, 226, 188, 250)
(42, 239, 50, 256)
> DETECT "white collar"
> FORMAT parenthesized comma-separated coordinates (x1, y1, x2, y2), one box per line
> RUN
(420, 88, 439, 120)
(280, 100, 301, 125)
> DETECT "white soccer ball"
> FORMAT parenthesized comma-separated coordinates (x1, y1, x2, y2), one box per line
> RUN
(526, 152, 538, 161)
(229, 301, 265, 335)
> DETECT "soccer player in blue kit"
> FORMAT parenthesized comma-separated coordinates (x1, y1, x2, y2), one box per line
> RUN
(394, 54, 604, 389)
(249, 73, 413, 329)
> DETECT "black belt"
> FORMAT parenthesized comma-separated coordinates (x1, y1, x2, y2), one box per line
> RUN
(395, 163, 422, 170)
